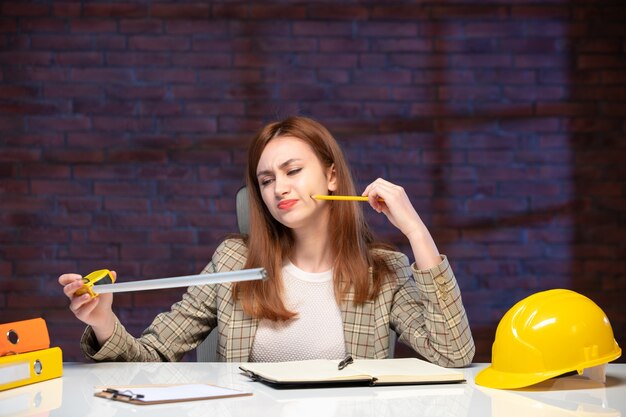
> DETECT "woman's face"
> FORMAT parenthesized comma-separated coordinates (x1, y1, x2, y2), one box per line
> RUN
(256, 135, 336, 230)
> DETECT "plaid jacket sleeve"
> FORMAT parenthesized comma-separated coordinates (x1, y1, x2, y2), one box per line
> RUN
(80, 238, 247, 362)
(389, 252, 475, 367)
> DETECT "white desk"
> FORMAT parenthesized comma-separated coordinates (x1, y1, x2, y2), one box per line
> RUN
(1, 362, 624, 417)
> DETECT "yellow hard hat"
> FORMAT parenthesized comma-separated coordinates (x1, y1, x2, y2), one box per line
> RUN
(475, 289, 621, 389)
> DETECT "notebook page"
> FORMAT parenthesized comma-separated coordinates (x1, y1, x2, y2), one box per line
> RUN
(351, 358, 465, 383)
(241, 359, 372, 383)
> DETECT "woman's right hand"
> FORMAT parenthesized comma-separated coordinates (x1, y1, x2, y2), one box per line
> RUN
(59, 272, 116, 343)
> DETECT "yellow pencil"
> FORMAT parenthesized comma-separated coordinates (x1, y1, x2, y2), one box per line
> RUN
(312, 195, 384, 202)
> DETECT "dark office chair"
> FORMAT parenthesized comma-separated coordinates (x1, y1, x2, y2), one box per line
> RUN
(196, 187, 396, 361)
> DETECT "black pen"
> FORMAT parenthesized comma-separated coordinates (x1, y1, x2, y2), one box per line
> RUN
(338, 355, 353, 370)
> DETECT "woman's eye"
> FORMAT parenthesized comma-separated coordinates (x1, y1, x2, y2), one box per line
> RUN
(287, 168, 302, 176)
(260, 178, 274, 187)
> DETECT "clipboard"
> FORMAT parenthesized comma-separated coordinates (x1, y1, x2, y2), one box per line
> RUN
(94, 384, 252, 405)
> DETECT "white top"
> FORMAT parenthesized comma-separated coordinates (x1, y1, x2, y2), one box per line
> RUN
(249, 262, 347, 362)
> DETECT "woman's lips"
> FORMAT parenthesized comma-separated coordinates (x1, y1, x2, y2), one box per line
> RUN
(277, 199, 298, 210)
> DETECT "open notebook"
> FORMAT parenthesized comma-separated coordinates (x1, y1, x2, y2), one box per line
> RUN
(240, 358, 465, 388)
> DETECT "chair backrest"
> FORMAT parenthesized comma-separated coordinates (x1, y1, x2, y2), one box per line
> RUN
(196, 186, 396, 361)
(196, 187, 249, 362)
(235, 186, 249, 235)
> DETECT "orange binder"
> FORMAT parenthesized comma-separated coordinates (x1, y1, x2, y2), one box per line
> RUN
(0, 318, 50, 356)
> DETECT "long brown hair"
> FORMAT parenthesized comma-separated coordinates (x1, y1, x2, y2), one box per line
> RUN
(233, 116, 392, 321)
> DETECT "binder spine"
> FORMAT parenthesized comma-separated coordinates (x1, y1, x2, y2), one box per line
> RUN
(0, 347, 63, 391)
(0, 318, 50, 356)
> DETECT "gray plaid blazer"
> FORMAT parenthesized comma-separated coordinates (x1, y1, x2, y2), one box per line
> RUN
(82, 238, 475, 367)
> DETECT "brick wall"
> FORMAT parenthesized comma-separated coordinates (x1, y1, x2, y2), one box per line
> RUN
(1, 1, 624, 363)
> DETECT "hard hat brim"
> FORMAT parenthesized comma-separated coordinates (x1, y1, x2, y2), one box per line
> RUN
(475, 348, 622, 390)
(475, 365, 565, 389)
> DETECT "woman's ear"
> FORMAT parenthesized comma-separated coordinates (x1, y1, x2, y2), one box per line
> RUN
(326, 164, 337, 192)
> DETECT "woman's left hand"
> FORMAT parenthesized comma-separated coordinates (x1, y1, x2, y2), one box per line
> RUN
(363, 178, 441, 269)
(361, 178, 423, 238)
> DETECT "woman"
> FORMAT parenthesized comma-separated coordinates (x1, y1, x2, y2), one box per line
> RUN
(59, 116, 475, 367)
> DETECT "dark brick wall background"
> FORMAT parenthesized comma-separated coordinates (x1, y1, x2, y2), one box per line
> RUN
(1, 1, 624, 363)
